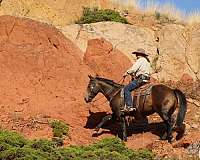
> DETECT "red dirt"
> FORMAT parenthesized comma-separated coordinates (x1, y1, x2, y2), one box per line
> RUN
(0, 15, 94, 144)
(0, 15, 200, 159)
(84, 38, 131, 80)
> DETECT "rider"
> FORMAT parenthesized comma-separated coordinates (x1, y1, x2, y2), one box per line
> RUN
(122, 48, 151, 112)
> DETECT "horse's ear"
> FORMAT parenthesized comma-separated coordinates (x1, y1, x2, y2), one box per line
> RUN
(88, 110, 93, 115)
(88, 75, 94, 80)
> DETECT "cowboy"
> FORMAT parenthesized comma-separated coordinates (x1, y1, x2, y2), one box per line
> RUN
(122, 48, 151, 112)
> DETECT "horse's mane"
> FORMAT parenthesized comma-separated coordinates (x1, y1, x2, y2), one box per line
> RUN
(95, 77, 122, 88)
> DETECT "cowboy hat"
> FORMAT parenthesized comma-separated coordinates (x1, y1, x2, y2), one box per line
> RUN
(132, 48, 149, 56)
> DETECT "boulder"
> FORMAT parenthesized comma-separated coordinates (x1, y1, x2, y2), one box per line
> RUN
(84, 38, 131, 80)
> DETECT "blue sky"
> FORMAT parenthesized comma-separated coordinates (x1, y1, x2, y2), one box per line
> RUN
(139, 0, 200, 13)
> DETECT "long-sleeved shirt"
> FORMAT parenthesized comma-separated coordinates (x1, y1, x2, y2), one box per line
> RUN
(126, 57, 151, 77)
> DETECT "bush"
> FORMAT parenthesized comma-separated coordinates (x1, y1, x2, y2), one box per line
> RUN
(49, 120, 69, 138)
(76, 7, 128, 24)
(154, 11, 176, 23)
(60, 137, 155, 160)
(0, 130, 158, 160)
(0, 130, 27, 148)
(92, 137, 126, 152)
(155, 11, 161, 20)
(49, 120, 69, 146)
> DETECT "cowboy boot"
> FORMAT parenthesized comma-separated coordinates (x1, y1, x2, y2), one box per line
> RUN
(121, 105, 136, 112)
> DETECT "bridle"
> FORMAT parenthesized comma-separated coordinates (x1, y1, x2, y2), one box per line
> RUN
(89, 77, 125, 105)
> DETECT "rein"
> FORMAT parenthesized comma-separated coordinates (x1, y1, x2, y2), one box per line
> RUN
(91, 77, 125, 106)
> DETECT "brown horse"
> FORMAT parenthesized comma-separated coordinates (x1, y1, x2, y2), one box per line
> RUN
(84, 75, 187, 142)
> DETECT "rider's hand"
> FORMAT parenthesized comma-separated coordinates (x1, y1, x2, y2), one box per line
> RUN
(123, 72, 128, 78)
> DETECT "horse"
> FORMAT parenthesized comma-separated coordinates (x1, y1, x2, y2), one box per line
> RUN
(84, 75, 187, 142)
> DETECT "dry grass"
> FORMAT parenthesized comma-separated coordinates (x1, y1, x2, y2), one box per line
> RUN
(116, 0, 183, 22)
(143, 1, 183, 21)
(187, 10, 200, 25)
(110, 0, 199, 24)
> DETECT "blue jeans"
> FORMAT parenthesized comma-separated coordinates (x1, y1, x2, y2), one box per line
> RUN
(124, 80, 139, 107)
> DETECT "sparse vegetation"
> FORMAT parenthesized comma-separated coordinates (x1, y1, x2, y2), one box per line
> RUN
(76, 7, 128, 24)
(49, 120, 69, 146)
(155, 11, 161, 20)
(0, 130, 156, 160)
(50, 120, 69, 138)
(154, 11, 176, 24)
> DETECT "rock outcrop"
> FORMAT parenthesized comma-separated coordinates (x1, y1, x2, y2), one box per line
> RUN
(61, 22, 200, 82)
(84, 38, 131, 80)
(62, 22, 156, 61)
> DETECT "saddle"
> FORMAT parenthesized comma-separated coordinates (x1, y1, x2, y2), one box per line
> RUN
(121, 82, 153, 110)
(132, 82, 152, 96)
(132, 83, 152, 110)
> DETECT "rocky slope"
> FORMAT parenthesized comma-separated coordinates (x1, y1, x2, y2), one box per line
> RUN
(0, 15, 94, 143)
(61, 22, 200, 82)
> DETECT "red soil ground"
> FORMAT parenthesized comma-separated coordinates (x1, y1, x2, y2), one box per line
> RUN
(0, 15, 200, 159)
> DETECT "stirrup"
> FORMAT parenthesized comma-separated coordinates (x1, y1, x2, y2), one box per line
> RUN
(128, 107, 136, 112)
(121, 106, 136, 112)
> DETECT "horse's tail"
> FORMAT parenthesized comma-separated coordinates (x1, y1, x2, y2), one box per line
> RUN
(174, 89, 187, 128)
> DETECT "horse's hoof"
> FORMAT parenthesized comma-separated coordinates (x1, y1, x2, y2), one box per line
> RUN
(161, 132, 167, 140)
(94, 128, 101, 134)
(92, 128, 101, 137)
(168, 136, 175, 143)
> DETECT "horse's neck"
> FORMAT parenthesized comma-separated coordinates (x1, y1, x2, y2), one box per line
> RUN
(99, 81, 118, 101)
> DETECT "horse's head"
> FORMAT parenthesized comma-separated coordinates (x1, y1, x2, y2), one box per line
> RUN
(84, 75, 101, 103)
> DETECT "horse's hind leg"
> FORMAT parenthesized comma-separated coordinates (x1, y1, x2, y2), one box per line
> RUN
(94, 114, 112, 134)
(172, 112, 186, 140)
(159, 112, 174, 142)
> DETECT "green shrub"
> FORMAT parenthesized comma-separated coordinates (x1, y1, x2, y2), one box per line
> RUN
(49, 120, 69, 147)
(92, 137, 126, 152)
(49, 120, 69, 138)
(60, 137, 155, 160)
(28, 139, 56, 152)
(0, 130, 157, 160)
(0, 130, 27, 148)
(76, 7, 128, 24)
(155, 11, 161, 20)
(133, 149, 155, 160)
(154, 11, 176, 23)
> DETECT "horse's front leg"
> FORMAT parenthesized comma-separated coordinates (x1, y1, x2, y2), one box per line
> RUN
(120, 116, 127, 141)
(94, 114, 112, 134)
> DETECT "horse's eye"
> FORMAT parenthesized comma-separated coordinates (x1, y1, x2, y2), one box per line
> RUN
(90, 83, 96, 90)
(91, 85, 94, 89)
